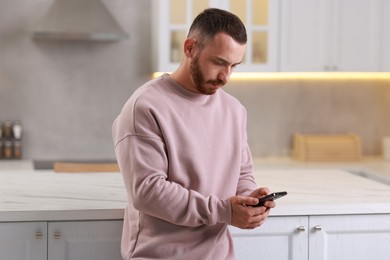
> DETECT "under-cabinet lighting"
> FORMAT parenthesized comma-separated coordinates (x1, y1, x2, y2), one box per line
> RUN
(152, 72, 390, 80)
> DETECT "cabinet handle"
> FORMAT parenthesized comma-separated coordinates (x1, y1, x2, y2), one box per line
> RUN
(314, 225, 323, 231)
(53, 231, 61, 239)
(297, 226, 306, 232)
(35, 231, 43, 239)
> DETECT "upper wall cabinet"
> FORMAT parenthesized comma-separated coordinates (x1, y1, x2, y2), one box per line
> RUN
(152, 0, 280, 72)
(280, 0, 384, 72)
(383, 0, 390, 71)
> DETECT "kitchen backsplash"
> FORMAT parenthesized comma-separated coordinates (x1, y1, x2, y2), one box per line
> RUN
(1, 0, 390, 160)
(226, 78, 390, 157)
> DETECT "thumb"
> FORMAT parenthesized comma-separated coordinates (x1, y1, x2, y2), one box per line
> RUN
(254, 187, 270, 197)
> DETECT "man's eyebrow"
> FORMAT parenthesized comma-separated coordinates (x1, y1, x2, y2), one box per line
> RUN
(214, 56, 242, 66)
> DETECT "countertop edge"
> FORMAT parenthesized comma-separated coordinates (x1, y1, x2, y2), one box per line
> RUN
(0, 208, 125, 222)
(269, 203, 390, 216)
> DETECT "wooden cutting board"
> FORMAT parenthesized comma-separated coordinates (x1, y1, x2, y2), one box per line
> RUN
(293, 133, 362, 161)
(54, 162, 120, 173)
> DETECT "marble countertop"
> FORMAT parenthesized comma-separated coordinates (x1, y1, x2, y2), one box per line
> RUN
(1, 157, 390, 222)
(0, 169, 127, 222)
(253, 169, 390, 216)
(253, 156, 390, 184)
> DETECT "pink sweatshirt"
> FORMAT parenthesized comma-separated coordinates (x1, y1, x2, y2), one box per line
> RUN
(112, 74, 257, 259)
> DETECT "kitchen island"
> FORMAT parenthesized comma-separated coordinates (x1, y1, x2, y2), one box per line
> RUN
(234, 158, 390, 260)
(0, 166, 126, 260)
(2, 158, 390, 221)
(0, 169, 127, 222)
(1, 159, 390, 259)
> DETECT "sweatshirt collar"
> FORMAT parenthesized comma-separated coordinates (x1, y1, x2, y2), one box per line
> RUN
(162, 74, 213, 103)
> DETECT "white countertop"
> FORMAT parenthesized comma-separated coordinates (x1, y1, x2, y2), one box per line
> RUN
(253, 156, 390, 184)
(253, 169, 390, 216)
(0, 170, 127, 222)
(1, 157, 390, 222)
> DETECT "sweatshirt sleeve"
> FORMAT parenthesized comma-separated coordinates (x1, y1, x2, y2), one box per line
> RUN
(114, 134, 231, 227)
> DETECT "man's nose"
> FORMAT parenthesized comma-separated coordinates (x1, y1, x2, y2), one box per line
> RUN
(218, 67, 231, 83)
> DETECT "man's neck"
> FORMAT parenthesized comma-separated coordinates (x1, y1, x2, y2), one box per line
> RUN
(169, 67, 197, 94)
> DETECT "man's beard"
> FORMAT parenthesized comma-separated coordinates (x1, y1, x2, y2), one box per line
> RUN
(190, 54, 225, 95)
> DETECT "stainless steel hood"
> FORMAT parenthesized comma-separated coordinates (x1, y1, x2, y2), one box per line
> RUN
(34, 0, 128, 41)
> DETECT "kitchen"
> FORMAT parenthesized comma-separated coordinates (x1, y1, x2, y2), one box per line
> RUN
(1, 0, 390, 259)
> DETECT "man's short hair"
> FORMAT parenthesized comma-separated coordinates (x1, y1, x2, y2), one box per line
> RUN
(188, 8, 247, 47)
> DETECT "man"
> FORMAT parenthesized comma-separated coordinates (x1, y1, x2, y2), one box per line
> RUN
(112, 8, 275, 260)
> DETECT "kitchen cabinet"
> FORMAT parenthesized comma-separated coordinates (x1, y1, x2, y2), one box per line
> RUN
(0, 220, 123, 260)
(280, 0, 383, 72)
(48, 220, 123, 260)
(383, 0, 390, 71)
(152, 0, 280, 72)
(231, 214, 390, 260)
(0, 222, 47, 260)
(309, 214, 390, 260)
(230, 216, 308, 259)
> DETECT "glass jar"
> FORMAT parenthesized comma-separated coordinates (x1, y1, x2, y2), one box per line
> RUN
(13, 140, 22, 159)
(4, 140, 13, 159)
(0, 140, 3, 159)
(2, 121, 13, 139)
(12, 121, 22, 140)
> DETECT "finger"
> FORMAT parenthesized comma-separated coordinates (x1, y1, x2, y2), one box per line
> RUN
(259, 187, 270, 196)
(263, 200, 276, 208)
(242, 220, 263, 229)
(240, 196, 260, 207)
(231, 196, 248, 206)
(251, 187, 270, 198)
(247, 213, 268, 227)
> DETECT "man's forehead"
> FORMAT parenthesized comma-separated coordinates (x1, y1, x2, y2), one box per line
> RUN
(204, 34, 246, 62)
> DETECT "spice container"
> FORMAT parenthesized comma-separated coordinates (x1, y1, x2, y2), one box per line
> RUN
(0, 120, 23, 160)
(4, 140, 13, 159)
(13, 121, 22, 140)
(13, 140, 22, 159)
(2, 121, 13, 138)
(0, 139, 3, 159)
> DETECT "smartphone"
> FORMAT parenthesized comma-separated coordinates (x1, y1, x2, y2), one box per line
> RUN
(254, 191, 287, 207)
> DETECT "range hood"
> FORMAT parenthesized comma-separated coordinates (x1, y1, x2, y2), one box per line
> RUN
(34, 0, 128, 41)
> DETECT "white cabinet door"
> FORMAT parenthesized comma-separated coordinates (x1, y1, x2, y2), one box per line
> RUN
(48, 220, 123, 260)
(229, 0, 280, 72)
(309, 214, 390, 260)
(230, 216, 308, 260)
(280, 0, 383, 72)
(383, 0, 390, 71)
(0, 222, 47, 260)
(332, 0, 382, 71)
(280, 0, 329, 71)
(152, 0, 280, 72)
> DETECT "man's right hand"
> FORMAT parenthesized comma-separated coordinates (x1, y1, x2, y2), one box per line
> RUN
(230, 195, 271, 229)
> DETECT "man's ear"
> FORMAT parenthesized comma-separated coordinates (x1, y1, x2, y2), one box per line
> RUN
(184, 38, 196, 58)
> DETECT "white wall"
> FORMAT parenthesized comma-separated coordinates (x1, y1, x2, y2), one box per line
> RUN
(0, 0, 151, 160)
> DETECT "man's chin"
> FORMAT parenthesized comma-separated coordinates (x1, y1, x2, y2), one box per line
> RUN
(196, 82, 223, 95)
(196, 87, 216, 95)
(205, 89, 217, 95)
